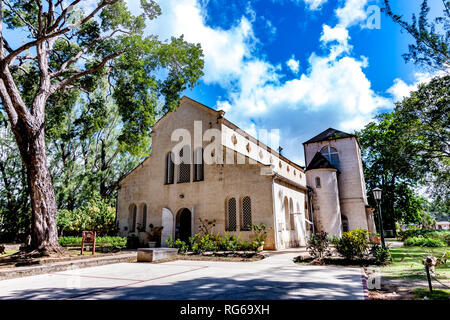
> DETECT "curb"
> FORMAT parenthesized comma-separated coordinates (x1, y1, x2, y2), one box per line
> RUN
(0, 254, 137, 280)
(360, 268, 369, 300)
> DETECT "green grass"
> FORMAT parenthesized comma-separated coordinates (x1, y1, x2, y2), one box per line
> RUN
(412, 288, 450, 300)
(2, 250, 19, 257)
(375, 246, 449, 280)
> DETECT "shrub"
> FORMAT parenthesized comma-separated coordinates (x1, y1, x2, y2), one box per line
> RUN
(216, 232, 239, 251)
(331, 229, 370, 260)
(250, 223, 270, 247)
(404, 236, 447, 247)
(58, 236, 126, 249)
(370, 243, 392, 265)
(166, 236, 189, 253)
(306, 231, 330, 259)
(57, 195, 116, 236)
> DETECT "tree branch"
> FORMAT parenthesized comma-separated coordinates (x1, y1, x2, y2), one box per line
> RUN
(50, 50, 123, 93)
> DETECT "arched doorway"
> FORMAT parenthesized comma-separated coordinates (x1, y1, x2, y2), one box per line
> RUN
(176, 208, 192, 242)
(161, 208, 174, 247)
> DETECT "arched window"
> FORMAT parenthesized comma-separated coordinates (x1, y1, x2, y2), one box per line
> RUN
(289, 198, 295, 230)
(141, 204, 147, 231)
(241, 196, 252, 231)
(178, 145, 191, 183)
(342, 215, 349, 233)
(284, 197, 290, 230)
(165, 152, 174, 184)
(227, 197, 237, 231)
(315, 177, 321, 188)
(129, 204, 137, 233)
(193, 147, 204, 181)
(320, 146, 340, 169)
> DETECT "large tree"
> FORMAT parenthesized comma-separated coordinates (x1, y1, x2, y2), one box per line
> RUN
(357, 113, 425, 231)
(0, 0, 204, 253)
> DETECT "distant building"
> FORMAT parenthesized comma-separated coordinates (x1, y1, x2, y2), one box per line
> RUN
(435, 221, 450, 230)
(116, 97, 376, 249)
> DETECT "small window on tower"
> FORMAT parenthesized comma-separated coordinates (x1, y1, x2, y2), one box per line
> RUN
(315, 177, 321, 188)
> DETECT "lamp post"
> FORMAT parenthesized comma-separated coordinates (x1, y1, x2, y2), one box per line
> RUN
(372, 187, 386, 248)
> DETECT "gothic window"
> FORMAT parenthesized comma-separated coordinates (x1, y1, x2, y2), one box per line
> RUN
(227, 198, 237, 231)
(315, 177, 321, 188)
(129, 204, 137, 233)
(289, 198, 295, 230)
(165, 152, 174, 184)
(193, 147, 204, 182)
(178, 146, 191, 183)
(320, 146, 340, 169)
(284, 197, 290, 230)
(241, 196, 252, 231)
(141, 204, 147, 231)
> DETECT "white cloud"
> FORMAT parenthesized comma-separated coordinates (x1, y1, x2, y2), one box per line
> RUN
(387, 72, 438, 102)
(335, 0, 369, 28)
(145, 0, 255, 87)
(303, 0, 328, 10)
(286, 56, 300, 74)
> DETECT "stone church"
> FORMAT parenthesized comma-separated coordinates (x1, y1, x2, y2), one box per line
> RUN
(116, 97, 376, 250)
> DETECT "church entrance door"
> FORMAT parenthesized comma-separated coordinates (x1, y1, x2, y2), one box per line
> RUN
(176, 208, 192, 242)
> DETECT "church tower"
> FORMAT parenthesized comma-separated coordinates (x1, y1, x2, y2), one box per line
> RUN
(303, 128, 376, 235)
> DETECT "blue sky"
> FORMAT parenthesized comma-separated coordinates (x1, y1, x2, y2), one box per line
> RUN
(4, 0, 445, 166)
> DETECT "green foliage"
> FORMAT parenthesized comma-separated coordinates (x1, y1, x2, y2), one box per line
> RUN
(331, 229, 371, 260)
(166, 236, 189, 253)
(398, 229, 450, 245)
(383, 0, 450, 72)
(404, 236, 447, 247)
(166, 232, 261, 254)
(56, 193, 116, 236)
(0, 123, 31, 242)
(306, 231, 331, 259)
(370, 243, 393, 265)
(250, 223, 270, 247)
(58, 236, 126, 249)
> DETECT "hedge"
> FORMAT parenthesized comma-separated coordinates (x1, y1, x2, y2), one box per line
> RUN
(404, 236, 447, 247)
(58, 236, 127, 249)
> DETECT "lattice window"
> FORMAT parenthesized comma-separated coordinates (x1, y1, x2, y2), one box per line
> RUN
(165, 152, 174, 184)
(193, 148, 204, 181)
(227, 198, 237, 231)
(178, 146, 191, 183)
(242, 196, 252, 231)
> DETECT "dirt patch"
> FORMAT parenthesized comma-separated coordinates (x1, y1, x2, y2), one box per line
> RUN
(364, 267, 450, 300)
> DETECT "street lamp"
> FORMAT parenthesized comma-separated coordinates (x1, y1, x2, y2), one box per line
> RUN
(372, 187, 386, 248)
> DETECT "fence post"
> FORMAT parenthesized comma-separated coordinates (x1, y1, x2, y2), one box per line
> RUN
(425, 265, 433, 293)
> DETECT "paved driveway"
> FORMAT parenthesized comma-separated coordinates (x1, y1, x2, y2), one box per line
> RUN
(0, 251, 367, 300)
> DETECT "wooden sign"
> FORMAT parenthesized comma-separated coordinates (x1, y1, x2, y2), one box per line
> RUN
(81, 231, 96, 255)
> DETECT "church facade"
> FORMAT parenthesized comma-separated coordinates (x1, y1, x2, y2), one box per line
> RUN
(116, 97, 376, 250)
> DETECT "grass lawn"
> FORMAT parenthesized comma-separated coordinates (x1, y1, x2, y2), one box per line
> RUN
(412, 288, 450, 300)
(376, 246, 449, 280)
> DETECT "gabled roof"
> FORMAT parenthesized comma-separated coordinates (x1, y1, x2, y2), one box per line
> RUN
(303, 128, 355, 144)
(305, 152, 339, 172)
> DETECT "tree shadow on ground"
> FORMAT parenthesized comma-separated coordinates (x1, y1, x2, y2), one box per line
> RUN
(2, 265, 364, 300)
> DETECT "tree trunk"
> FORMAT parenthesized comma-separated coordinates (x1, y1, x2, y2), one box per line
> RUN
(12, 122, 60, 252)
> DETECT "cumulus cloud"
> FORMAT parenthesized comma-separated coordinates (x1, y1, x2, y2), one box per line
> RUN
(387, 72, 441, 102)
(335, 0, 369, 28)
(286, 56, 300, 74)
